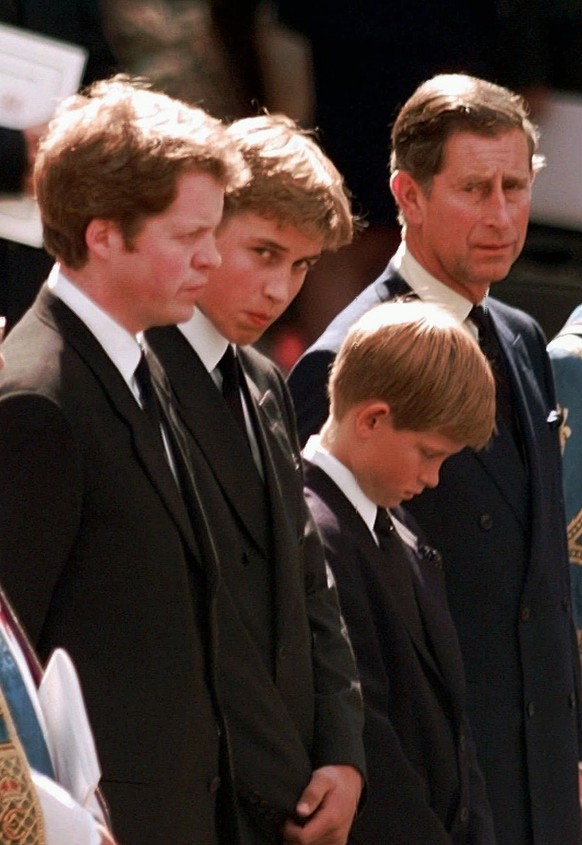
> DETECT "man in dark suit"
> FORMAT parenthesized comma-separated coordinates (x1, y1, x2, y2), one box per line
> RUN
(0, 76, 247, 845)
(303, 299, 497, 844)
(147, 114, 365, 845)
(288, 73, 582, 845)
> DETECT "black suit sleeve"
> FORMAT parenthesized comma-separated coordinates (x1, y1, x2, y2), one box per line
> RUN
(301, 505, 367, 776)
(287, 349, 335, 447)
(272, 359, 367, 777)
(0, 393, 83, 641)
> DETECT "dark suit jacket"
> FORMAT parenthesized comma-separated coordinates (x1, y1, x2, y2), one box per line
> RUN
(288, 260, 582, 845)
(303, 462, 495, 845)
(147, 325, 366, 843)
(0, 286, 239, 845)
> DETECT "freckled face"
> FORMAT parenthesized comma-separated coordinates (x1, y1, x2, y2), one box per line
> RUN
(196, 213, 324, 345)
(357, 417, 462, 508)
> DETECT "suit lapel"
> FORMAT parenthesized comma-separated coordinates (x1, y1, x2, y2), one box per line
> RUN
(147, 327, 270, 556)
(243, 371, 300, 502)
(408, 549, 466, 712)
(306, 464, 452, 695)
(378, 532, 448, 688)
(237, 356, 305, 652)
(464, 307, 530, 527)
(379, 507, 464, 712)
(36, 291, 201, 559)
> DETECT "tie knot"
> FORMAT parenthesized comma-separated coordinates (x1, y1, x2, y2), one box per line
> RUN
(134, 351, 164, 437)
(469, 304, 490, 340)
(217, 345, 239, 383)
(216, 345, 251, 440)
(135, 352, 154, 400)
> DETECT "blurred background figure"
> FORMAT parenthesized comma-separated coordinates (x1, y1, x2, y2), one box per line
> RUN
(274, 0, 582, 365)
(0, 0, 118, 331)
(104, 0, 313, 124)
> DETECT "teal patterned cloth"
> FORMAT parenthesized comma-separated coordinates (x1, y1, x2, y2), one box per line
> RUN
(0, 625, 54, 777)
(548, 304, 582, 628)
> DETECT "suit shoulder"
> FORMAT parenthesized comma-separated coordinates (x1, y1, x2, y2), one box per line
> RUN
(489, 295, 545, 338)
(240, 344, 284, 384)
(303, 469, 361, 553)
(304, 275, 389, 357)
(0, 314, 68, 399)
(304, 485, 341, 539)
(240, 345, 293, 410)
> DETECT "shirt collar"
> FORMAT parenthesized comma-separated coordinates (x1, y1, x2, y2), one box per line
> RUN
(48, 264, 141, 387)
(177, 307, 229, 373)
(393, 241, 484, 324)
(303, 434, 378, 536)
(303, 433, 420, 551)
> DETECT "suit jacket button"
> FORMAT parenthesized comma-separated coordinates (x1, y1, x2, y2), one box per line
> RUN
(520, 606, 531, 622)
(460, 806, 469, 823)
(478, 514, 493, 531)
(208, 775, 222, 793)
(569, 692, 577, 709)
(526, 701, 536, 718)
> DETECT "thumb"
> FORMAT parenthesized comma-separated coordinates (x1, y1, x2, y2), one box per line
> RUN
(295, 772, 326, 819)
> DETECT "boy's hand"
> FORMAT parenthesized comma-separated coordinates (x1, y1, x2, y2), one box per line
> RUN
(282, 764, 362, 845)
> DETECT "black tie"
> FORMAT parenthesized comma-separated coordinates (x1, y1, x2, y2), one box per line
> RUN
(374, 508, 427, 647)
(217, 345, 248, 435)
(134, 352, 164, 440)
(470, 305, 520, 444)
(374, 507, 398, 550)
(135, 350, 205, 521)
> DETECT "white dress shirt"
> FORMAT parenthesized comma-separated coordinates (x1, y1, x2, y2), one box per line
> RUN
(393, 242, 485, 340)
(303, 434, 418, 551)
(179, 308, 264, 473)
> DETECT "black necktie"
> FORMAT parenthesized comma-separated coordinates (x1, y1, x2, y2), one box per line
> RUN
(373, 507, 398, 550)
(470, 305, 520, 444)
(134, 352, 164, 441)
(136, 350, 207, 527)
(374, 508, 426, 647)
(217, 345, 248, 436)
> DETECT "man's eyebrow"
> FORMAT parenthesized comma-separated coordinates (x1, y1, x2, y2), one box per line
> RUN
(250, 237, 322, 262)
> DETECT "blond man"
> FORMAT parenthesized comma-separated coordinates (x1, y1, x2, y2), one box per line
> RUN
(147, 114, 365, 845)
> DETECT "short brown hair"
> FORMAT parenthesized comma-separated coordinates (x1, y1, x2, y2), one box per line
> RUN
(223, 114, 354, 251)
(35, 74, 247, 268)
(391, 73, 543, 190)
(328, 300, 495, 450)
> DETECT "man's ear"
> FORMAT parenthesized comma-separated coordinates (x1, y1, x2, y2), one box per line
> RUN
(85, 218, 120, 260)
(390, 170, 425, 227)
(354, 401, 391, 438)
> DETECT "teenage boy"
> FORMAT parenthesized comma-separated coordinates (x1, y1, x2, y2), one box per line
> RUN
(147, 114, 365, 845)
(303, 300, 497, 845)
